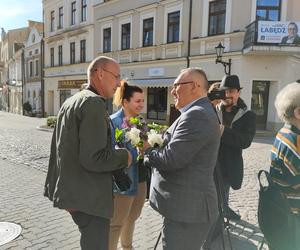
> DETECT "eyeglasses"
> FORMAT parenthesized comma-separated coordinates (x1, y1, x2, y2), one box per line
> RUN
(101, 68, 120, 80)
(172, 81, 194, 89)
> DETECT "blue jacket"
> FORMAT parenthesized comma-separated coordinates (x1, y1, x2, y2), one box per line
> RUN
(110, 109, 139, 196)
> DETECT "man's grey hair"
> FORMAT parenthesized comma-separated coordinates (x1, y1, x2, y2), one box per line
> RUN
(274, 82, 300, 123)
(181, 67, 209, 90)
(87, 56, 118, 83)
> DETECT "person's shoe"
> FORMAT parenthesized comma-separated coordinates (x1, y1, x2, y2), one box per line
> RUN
(224, 206, 241, 220)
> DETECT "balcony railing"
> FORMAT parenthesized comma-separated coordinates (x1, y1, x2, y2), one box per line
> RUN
(243, 21, 258, 49)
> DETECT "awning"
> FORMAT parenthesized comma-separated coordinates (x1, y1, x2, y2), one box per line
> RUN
(128, 78, 175, 88)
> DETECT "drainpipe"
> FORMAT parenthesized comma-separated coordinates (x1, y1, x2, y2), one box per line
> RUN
(41, 9, 45, 117)
(21, 46, 25, 115)
(187, 0, 193, 68)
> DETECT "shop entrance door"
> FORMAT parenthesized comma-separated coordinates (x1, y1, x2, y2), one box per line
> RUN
(251, 81, 270, 130)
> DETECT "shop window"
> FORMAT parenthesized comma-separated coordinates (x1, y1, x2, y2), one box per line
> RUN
(208, 0, 226, 36)
(167, 11, 180, 43)
(256, 0, 281, 21)
(60, 90, 71, 107)
(147, 87, 167, 120)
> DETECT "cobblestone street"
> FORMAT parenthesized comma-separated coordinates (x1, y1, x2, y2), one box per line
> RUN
(0, 111, 273, 249)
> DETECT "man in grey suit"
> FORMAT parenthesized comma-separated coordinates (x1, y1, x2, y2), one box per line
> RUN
(144, 68, 221, 250)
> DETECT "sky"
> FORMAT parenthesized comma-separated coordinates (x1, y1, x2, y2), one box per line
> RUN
(0, 0, 42, 33)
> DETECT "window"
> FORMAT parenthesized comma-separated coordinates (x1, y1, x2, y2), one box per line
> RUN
(208, 0, 226, 36)
(167, 11, 180, 43)
(29, 61, 33, 77)
(58, 45, 63, 66)
(29, 51, 32, 56)
(80, 39, 86, 63)
(35, 49, 39, 54)
(50, 11, 55, 32)
(58, 7, 63, 29)
(256, 0, 281, 21)
(35, 60, 39, 76)
(147, 87, 167, 120)
(143, 18, 154, 47)
(121, 23, 131, 50)
(28, 90, 30, 98)
(103, 27, 111, 52)
(71, 2, 76, 25)
(60, 90, 72, 107)
(50, 48, 54, 67)
(70, 42, 75, 64)
(81, 0, 87, 22)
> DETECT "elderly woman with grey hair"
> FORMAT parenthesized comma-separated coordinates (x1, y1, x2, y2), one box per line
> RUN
(269, 81, 300, 250)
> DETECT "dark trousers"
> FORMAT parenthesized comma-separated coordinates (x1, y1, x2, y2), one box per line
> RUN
(162, 217, 213, 250)
(70, 211, 110, 250)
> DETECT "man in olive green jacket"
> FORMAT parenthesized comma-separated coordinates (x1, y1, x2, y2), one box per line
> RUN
(44, 56, 132, 250)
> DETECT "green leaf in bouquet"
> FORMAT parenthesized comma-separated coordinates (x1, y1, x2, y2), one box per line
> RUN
(115, 128, 123, 142)
(129, 116, 139, 125)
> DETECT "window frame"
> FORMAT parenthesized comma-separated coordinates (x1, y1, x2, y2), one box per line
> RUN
(70, 42, 76, 64)
(143, 17, 154, 47)
(35, 60, 39, 76)
(208, 0, 226, 36)
(81, 0, 87, 22)
(80, 39, 86, 63)
(58, 6, 63, 29)
(121, 23, 131, 50)
(58, 45, 63, 66)
(29, 61, 33, 77)
(50, 48, 54, 67)
(71, 1, 76, 25)
(256, 0, 281, 21)
(103, 27, 112, 53)
(50, 11, 55, 32)
(167, 11, 180, 43)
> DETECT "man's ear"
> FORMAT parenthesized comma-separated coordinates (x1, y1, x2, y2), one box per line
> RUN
(294, 107, 300, 120)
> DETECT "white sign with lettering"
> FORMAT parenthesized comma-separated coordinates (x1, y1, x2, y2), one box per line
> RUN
(148, 68, 164, 77)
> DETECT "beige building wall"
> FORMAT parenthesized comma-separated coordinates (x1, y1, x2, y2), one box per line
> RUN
(43, 0, 93, 116)
(93, 0, 300, 130)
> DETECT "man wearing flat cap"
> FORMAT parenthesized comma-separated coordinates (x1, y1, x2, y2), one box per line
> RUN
(215, 75, 256, 220)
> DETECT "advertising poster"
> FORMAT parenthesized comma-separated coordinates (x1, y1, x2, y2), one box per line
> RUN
(258, 21, 300, 44)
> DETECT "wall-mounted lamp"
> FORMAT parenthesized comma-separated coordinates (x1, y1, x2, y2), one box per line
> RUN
(215, 42, 232, 75)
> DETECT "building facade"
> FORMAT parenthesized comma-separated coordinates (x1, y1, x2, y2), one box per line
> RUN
(0, 27, 30, 113)
(43, 0, 94, 116)
(93, 0, 300, 130)
(24, 23, 43, 115)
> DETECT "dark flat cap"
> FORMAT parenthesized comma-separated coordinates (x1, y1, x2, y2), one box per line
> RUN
(219, 75, 242, 90)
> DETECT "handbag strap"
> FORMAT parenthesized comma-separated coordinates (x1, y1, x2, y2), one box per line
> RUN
(258, 170, 275, 190)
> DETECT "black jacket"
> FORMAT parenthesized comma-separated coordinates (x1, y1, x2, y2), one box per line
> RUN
(216, 98, 256, 190)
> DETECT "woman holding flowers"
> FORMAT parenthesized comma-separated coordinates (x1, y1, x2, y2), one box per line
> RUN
(109, 81, 147, 250)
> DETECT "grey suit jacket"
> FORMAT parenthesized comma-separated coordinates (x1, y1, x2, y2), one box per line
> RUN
(145, 97, 220, 223)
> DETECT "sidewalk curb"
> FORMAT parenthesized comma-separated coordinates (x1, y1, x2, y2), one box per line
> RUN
(36, 126, 54, 133)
